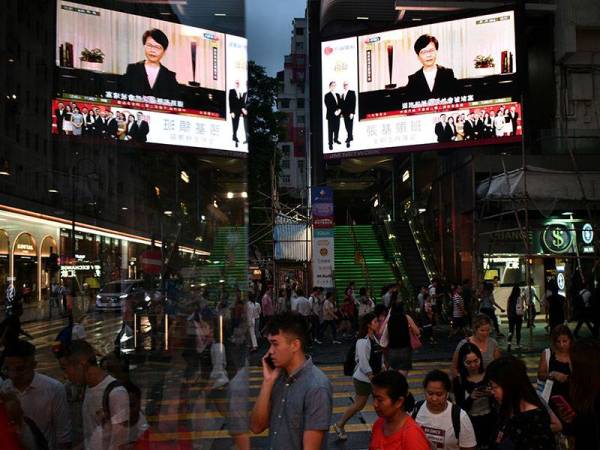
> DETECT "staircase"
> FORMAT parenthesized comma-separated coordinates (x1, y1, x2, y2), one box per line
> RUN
(334, 225, 396, 302)
(199, 226, 247, 291)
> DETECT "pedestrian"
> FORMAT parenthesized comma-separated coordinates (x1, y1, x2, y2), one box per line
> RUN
(321, 292, 340, 344)
(382, 285, 394, 309)
(486, 356, 555, 449)
(0, 340, 72, 450)
(60, 340, 130, 450)
(417, 285, 428, 313)
(523, 278, 540, 328)
(369, 370, 430, 450)
(246, 295, 261, 351)
(506, 284, 525, 350)
(450, 284, 469, 338)
(358, 287, 375, 318)
(573, 281, 594, 338)
(546, 283, 566, 331)
(452, 343, 497, 450)
(334, 312, 382, 440)
(261, 284, 274, 330)
(384, 301, 413, 377)
(275, 288, 287, 313)
(451, 314, 501, 378)
(555, 339, 600, 450)
(412, 369, 478, 450)
(462, 279, 474, 327)
(250, 312, 333, 450)
(478, 282, 504, 337)
(308, 287, 323, 344)
(419, 292, 435, 343)
(340, 291, 357, 337)
(536, 324, 572, 400)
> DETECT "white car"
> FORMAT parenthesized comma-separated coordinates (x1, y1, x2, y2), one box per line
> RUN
(96, 280, 145, 311)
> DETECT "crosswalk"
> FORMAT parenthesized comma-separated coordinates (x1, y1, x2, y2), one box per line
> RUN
(19, 318, 542, 449)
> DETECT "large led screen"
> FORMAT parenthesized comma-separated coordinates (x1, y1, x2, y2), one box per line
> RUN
(321, 10, 521, 158)
(53, 1, 248, 154)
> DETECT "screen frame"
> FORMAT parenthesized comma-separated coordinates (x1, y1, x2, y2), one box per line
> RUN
(319, 5, 526, 160)
(52, 0, 248, 158)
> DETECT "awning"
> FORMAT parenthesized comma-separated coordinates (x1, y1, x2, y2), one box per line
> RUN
(477, 166, 600, 202)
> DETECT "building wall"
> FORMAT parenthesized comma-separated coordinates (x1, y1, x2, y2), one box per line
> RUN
(277, 18, 308, 197)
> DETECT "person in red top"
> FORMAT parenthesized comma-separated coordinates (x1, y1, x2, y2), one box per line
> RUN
(370, 370, 429, 450)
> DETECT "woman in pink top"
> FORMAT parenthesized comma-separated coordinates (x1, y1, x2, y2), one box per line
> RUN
(370, 370, 429, 450)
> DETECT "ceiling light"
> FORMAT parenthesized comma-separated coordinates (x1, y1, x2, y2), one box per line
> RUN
(226, 192, 234, 199)
(164, 210, 173, 216)
(121, 207, 128, 211)
(561, 212, 573, 216)
(48, 188, 59, 193)
(356, 16, 369, 20)
(214, 13, 227, 17)
(241, 191, 248, 198)
(402, 170, 410, 182)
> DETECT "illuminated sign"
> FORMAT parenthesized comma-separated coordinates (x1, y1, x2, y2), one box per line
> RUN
(582, 223, 594, 245)
(541, 224, 572, 254)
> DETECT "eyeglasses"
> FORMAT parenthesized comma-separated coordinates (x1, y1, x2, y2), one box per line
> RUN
(145, 43, 164, 51)
(419, 48, 437, 56)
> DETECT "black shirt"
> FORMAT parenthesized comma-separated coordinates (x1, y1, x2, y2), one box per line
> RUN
(495, 408, 555, 450)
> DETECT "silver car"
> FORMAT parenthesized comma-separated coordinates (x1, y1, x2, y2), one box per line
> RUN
(96, 279, 145, 310)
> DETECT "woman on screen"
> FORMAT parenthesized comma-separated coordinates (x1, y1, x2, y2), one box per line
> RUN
(117, 111, 127, 140)
(455, 114, 465, 141)
(71, 107, 84, 136)
(63, 104, 73, 135)
(494, 111, 507, 137)
(120, 28, 179, 101)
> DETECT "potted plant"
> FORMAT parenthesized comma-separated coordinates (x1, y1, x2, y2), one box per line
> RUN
(80, 48, 105, 71)
(474, 55, 495, 76)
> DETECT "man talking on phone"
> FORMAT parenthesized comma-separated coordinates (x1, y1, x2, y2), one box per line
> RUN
(250, 312, 333, 449)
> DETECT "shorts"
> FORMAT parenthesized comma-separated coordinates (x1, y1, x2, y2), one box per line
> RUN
(385, 347, 413, 371)
(353, 378, 372, 396)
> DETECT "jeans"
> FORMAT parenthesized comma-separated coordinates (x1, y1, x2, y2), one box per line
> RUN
(508, 315, 523, 345)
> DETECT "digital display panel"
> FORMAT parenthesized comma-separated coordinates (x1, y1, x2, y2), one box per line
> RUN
(321, 10, 521, 158)
(54, 1, 248, 154)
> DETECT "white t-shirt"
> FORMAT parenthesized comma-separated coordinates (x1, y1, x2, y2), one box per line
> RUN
(293, 296, 312, 316)
(82, 375, 130, 450)
(414, 401, 477, 450)
(424, 67, 438, 92)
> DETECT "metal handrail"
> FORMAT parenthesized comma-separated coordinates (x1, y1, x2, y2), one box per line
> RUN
(347, 214, 372, 293)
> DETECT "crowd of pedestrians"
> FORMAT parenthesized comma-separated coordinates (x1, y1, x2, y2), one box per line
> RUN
(0, 273, 598, 450)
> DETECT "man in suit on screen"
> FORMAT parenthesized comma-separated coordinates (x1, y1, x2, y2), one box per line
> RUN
(324, 81, 342, 150)
(55, 102, 66, 134)
(340, 81, 356, 148)
(405, 34, 457, 101)
(507, 106, 519, 135)
(133, 112, 149, 143)
(229, 80, 246, 147)
(434, 114, 454, 143)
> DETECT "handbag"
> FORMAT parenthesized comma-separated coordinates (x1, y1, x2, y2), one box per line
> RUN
(407, 314, 422, 350)
(379, 310, 391, 348)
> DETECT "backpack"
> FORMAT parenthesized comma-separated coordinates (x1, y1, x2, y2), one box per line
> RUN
(102, 380, 141, 426)
(411, 400, 462, 440)
(23, 416, 49, 450)
(343, 337, 383, 377)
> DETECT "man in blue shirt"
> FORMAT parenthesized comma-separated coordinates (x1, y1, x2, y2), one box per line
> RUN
(250, 312, 333, 449)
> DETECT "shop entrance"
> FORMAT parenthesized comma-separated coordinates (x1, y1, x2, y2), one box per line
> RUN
(13, 233, 37, 303)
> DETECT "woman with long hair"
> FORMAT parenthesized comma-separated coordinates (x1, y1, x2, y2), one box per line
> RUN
(453, 343, 497, 450)
(486, 356, 555, 449)
(506, 284, 525, 350)
(334, 312, 382, 440)
(537, 324, 573, 400)
(386, 301, 414, 376)
(451, 314, 501, 378)
(558, 339, 600, 449)
(369, 370, 429, 450)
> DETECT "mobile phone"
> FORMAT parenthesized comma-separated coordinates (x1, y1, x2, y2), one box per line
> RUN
(550, 395, 576, 417)
(265, 354, 275, 369)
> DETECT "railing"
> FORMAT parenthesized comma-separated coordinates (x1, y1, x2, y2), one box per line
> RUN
(346, 210, 372, 293)
(405, 211, 437, 283)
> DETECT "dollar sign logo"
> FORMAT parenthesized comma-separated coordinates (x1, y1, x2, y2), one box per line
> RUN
(552, 229, 565, 248)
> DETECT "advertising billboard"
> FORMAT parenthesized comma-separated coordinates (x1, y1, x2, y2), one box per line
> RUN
(53, 1, 248, 154)
(321, 10, 521, 158)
